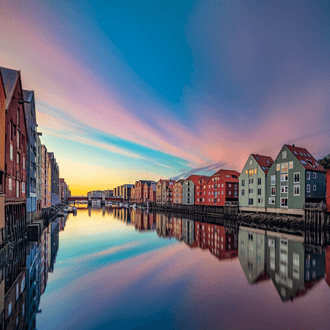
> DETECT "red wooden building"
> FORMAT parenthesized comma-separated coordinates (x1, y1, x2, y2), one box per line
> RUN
(194, 176, 210, 205)
(207, 169, 239, 206)
(1, 67, 28, 241)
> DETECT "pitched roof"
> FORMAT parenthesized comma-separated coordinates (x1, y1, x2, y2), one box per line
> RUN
(23, 89, 33, 103)
(0, 67, 19, 109)
(185, 175, 205, 184)
(212, 169, 240, 182)
(251, 154, 274, 174)
(286, 145, 326, 173)
(175, 179, 184, 185)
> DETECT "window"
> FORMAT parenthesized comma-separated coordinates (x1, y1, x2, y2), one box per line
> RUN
(271, 186, 276, 196)
(276, 164, 280, 171)
(313, 172, 317, 179)
(294, 172, 300, 183)
(245, 170, 248, 175)
(8, 302, 12, 316)
(16, 181, 19, 197)
(254, 168, 257, 174)
(293, 253, 299, 266)
(280, 198, 288, 207)
(313, 185, 317, 192)
(294, 185, 300, 196)
(17, 152, 20, 164)
(234, 191, 237, 197)
(281, 174, 288, 182)
(289, 161, 294, 169)
(281, 163, 288, 173)
(301, 160, 307, 165)
(282, 151, 287, 159)
(9, 178, 12, 191)
(249, 198, 253, 205)
(249, 188, 253, 193)
(307, 184, 310, 193)
(241, 189, 245, 196)
(229, 191, 231, 195)
(248, 169, 254, 176)
(307, 172, 310, 180)
(22, 182, 25, 193)
(10, 144, 13, 161)
(258, 178, 261, 185)
(258, 188, 261, 195)
(17, 130, 20, 149)
(241, 180, 245, 186)
(16, 283, 19, 300)
(249, 160, 252, 165)
(229, 184, 231, 188)
(269, 197, 275, 204)
(271, 175, 276, 185)
(281, 186, 288, 193)
(221, 191, 224, 195)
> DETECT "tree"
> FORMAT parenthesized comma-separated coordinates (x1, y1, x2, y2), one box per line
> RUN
(318, 154, 330, 170)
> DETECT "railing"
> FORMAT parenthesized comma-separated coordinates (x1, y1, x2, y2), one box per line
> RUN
(304, 202, 326, 211)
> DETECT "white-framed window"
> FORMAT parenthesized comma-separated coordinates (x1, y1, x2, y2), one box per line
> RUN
(281, 163, 288, 173)
(307, 184, 310, 193)
(271, 186, 276, 196)
(271, 175, 276, 185)
(289, 161, 294, 169)
(313, 185, 317, 192)
(250, 160, 252, 165)
(9, 178, 12, 191)
(22, 182, 25, 193)
(281, 174, 288, 182)
(313, 172, 317, 179)
(229, 191, 231, 195)
(221, 191, 224, 195)
(282, 151, 287, 159)
(280, 197, 288, 207)
(293, 253, 299, 266)
(294, 172, 300, 183)
(307, 172, 310, 180)
(294, 185, 300, 196)
(276, 164, 280, 171)
(281, 186, 288, 193)
(242, 180, 245, 186)
(10, 144, 13, 161)
(229, 184, 231, 187)
(268, 197, 275, 204)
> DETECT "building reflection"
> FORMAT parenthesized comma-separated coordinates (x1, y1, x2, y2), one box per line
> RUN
(239, 226, 325, 302)
(0, 214, 61, 329)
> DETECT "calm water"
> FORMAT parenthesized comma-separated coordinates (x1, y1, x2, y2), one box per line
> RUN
(3, 207, 330, 329)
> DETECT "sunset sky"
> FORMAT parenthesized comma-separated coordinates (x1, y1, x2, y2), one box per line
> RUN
(1, 0, 330, 195)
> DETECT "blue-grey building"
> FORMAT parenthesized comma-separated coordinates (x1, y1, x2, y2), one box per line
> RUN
(23, 90, 37, 222)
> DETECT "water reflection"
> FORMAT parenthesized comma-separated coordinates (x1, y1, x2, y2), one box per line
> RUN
(2, 206, 330, 329)
(0, 215, 61, 330)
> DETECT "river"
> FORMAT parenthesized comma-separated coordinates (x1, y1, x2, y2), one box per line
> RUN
(2, 206, 330, 329)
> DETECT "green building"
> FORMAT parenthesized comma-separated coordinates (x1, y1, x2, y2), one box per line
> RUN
(239, 154, 273, 212)
(266, 145, 326, 216)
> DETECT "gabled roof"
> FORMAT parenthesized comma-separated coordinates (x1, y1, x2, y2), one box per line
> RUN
(185, 175, 205, 185)
(23, 89, 33, 103)
(196, 176, 210, 184)
(175, 179, 184, 185)
(212, 169, 240, 182)
(0, 67, 20, 109)
(251, 154, 274, 174)
(286, 145, 326, 173)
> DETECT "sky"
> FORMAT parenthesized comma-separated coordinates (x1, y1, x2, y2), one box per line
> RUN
(1, 0, 330, 195)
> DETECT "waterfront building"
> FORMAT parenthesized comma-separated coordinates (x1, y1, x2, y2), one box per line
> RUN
(327, 170, 330, 212)
(207, 169, 239, 206)
(36, 135, 42, 214)
(40, 145, 49, 208)
(266, 145, 327, 215)
(238, 227, 269, 284)
(130, 186, 135, 202)
(265, 233, 324, 302)
(104, 189, 113, 198)
(0, 70, 5, 245)
(134, 180, 155, 203)
(48, 153, 60, 205)
(149, 183, 156, 202)
(156, 180, 163, 203)
(161, 180, 175, 204)
(143, 182, 150, 202)
(239, 154, 273, 212)
(194, 176, 210, 205)
(123, 185, 133, 200)
(1, 67, 28, 241)
(182, 175, 203, 206)
(23, 90, 37, 222)
(173, 180, 184, 204)
(59, 178, 68, 202)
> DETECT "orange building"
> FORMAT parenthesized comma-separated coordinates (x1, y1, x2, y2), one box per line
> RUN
(149, 183, 156, 202)
(173, 180, 184, 204)
(207, 169, 240, 206)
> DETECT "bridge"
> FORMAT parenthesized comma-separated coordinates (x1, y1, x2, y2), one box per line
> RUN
(68, 196, 124, 203)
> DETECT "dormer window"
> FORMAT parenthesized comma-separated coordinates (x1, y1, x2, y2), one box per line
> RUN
(307, 154, 311, 157)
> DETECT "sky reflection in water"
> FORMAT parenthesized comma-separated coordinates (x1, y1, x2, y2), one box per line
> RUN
(36, 208, 330, 330)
